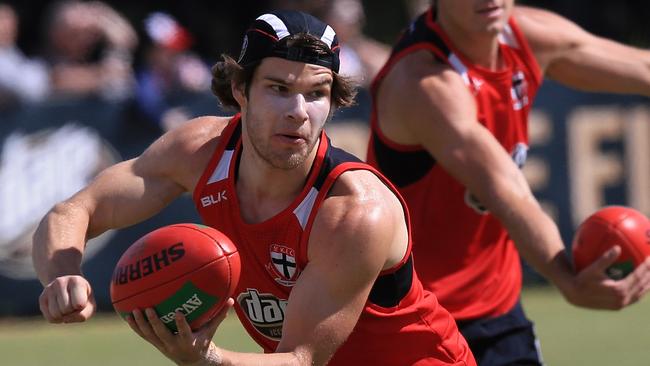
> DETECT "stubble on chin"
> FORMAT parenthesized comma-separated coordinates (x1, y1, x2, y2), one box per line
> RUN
(249, 134, 311, 170)
(270, 136, 318, 170)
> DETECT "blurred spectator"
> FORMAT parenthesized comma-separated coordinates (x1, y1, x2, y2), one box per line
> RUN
(135, 12, 212, 131)
(0, 3, 49, 110)
(44, 0, 137, 101)
(321, 0, 390, 87)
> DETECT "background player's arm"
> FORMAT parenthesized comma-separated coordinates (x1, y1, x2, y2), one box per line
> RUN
(515, 6, 650, 96)
(32, 116, 224, 323)
(377, 50, 650, 309)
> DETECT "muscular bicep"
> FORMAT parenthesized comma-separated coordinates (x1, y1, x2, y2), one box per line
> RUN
(277, 192, 394, 365)
(75, 117, 225, 237)
(77, 157, 184, 237)
(516, 6, 650, 95)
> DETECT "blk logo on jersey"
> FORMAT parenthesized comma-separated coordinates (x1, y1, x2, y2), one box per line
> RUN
(510, 71, 529, 111)
(200, 190, 228, 207)
(265, 244, 299, 286)
(237, 289, 287, 340)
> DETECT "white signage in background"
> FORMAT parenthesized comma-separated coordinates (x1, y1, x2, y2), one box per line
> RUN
(624, 107, 650, 217)
(526, 110, 558, 222)
(0, 124, 119, 279)
(567, 106, 650, 225)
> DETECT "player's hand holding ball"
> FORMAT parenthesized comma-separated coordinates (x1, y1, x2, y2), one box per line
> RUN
(110, 223, 240, 331)
(572, 206, 650, 279)
(111, 223, 240, 365)
(568, 206, 650, 309)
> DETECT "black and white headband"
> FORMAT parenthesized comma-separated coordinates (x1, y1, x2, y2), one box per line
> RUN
(237, 10, 341, 73)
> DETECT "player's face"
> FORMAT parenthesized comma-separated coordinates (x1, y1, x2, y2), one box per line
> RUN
(235, 57, 333, 170)
(438, 0, 514, 35)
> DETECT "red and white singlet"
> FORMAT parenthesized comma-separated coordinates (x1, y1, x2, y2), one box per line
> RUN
(194, 115, 475, 365)
(367, 8, 542, 321)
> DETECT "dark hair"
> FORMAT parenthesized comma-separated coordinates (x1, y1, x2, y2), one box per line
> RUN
(211, 33, 356, 111)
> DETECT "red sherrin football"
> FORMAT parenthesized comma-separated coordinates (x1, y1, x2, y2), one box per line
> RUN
(110, 224, 240, 331)
(572, 206, 650, 279)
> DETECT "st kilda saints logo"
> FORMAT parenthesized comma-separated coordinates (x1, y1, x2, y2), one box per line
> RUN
(510, 70, 529, 111)
(238, 289, 288, 340)
(265, 244, 300, 286)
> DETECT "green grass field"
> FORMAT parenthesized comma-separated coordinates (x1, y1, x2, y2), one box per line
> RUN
(1, 286, 648, 365)
(522, 286, 650, 365)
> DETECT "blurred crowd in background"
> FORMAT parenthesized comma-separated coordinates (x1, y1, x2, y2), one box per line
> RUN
(0, 0, 648, 130)
(0, 0, 398, 131)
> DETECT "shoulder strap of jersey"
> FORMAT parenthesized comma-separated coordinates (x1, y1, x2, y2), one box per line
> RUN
(504, 17, 543, 85)
(297, 135, 413, 273)
(192, 114, 242, 203)
(371, 7, 451, 96)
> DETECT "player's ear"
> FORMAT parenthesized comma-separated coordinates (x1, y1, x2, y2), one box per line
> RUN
(231, 80, 247, 107)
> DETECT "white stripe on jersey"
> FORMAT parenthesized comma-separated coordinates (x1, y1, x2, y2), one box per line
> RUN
(498, 24, 520, 48)
(448, 53, 471, 86)
(207, 149, 234, 184)
(293, 187, 319, 229)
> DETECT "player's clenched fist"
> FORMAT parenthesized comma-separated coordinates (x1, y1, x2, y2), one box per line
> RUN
(39, 275, 96, 324)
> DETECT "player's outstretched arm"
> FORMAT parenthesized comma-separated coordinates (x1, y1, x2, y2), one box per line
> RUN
(377, 50, 650, 310)
(126, 170, 404, 366)
(515, 6, 650, 97)
(33, 116, 225, 324)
